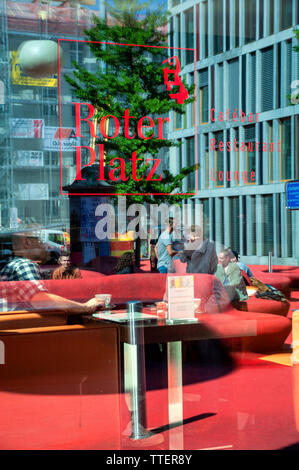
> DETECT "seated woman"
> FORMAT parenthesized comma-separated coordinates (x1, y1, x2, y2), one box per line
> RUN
(114, 251, 135, 274)
(215, 249, 248, 302)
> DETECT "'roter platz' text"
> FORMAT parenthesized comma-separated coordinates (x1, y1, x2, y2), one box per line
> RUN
(73, 103, 169, 182)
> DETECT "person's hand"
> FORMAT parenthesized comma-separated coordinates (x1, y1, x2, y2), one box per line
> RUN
(83, 297, 105, 314)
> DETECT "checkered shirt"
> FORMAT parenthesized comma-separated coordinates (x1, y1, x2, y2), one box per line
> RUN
(0, 257, 47, 311)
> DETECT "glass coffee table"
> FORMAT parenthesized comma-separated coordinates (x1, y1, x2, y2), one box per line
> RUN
(90, 304, 257, 449)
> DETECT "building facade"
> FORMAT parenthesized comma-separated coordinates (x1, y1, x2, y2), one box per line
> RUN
(168, 0, 299, 265)
(0, 0, 105, 230)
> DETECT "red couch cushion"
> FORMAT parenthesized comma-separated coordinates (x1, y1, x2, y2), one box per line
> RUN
(0, 273, 292, 353)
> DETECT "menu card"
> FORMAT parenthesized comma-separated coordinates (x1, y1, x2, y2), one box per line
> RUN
(167, 275, 195, 320)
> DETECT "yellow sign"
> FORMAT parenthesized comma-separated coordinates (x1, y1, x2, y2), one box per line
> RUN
(10, 51, 57, 87)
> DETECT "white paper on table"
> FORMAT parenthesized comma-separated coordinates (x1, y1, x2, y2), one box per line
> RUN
(167, 275, 195, 320)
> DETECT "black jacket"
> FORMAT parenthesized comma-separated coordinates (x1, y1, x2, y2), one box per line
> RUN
(180, 239, 218, 274)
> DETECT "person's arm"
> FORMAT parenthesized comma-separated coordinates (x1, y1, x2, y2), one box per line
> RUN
(210, 244, 218, 274)
(30, 291, 104, 315)
(228, 263, 243, 286)
(166, 244, 179, 257)
(155, 242, 159, 259)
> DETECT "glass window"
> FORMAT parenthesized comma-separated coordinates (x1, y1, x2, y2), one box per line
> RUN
(280, 118, 292, 181)
(204, 1, 209, 58)
(245, 125, 256, 184)
(214, 0, 223, 54)
(230, 197, 240, 253)
(277, 42, 281, 108)
(235, 0, 239, 48)
(214, 131, 224, 188)
(186, 137, 195, 192)
(261, 47, 274, 112)
(269, 122, 274, 182)
(244, 0, 256, 44)
(262, 195, 274, 256)
(269, 0, 274, 34)
(248, 195, 257, 255)
(185, 8, 194, 65)
(200, 86, 209, 124)
(228, 58, 239, 118)
(259, 0, 264, 39)
(286, 40, 293, 103)
(280, 0, 293, 30)
(225, 0, 230, 50)
(196, 4, 200, 59)
(202, 198, 210, 239)
(48, 233, 65, 245)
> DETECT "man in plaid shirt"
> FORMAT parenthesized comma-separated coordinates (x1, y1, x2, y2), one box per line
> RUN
(0, 231, 104, 314)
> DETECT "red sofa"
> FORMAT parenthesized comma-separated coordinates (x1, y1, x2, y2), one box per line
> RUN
(249, 265, 299, 292)
(0, 272, 291, 353)
(172, 259, 290, 315)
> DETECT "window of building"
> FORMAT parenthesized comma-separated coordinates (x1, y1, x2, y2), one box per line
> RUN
(175, 110, 183, 130)
(214, 131, 224, 188)
(269, 0, 274, 35)
(199, 68, 209, 124)
(248, 195, 257, 255)
(269, 122, 274, 182)
(235, 129, 240, 186)
(245, 125, 256, 184)
(249, 52, 256, 113)
(228, 58, 239, 119)
(225, 0, 230, 50)
(262, 195, 274, 256)
(280, 0, 293, 30)
(277, 42, 281, 108)
(185, 8, 194, 65)
(205, 134, 210, 189)
(286, 40, 293, 104)
(244, 0, 256, 44)
(214, 0, 223, 55)
(259, 0, 264, 39)
(186, 136, 195, 192)
(204, 1, 209, 58)
(202, 198, 210, 239)
(211, 66, 215, 112)
(176, 14, 181, 62)
(169, 16, 174, 53)
(230, 196, 240, 253)
(216, 63, 224, 114)
(242, 55, 246, 112)
(261, 46, 274, 112)
(235, 0, 239, 48)
(280, 117, 292, 181)
(189, 72, 195, 128)
(178, 141, 183, 191)
(43, 103, 58, 116)
(200, 86, 209, 124)
(196, 4, 200, 59)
